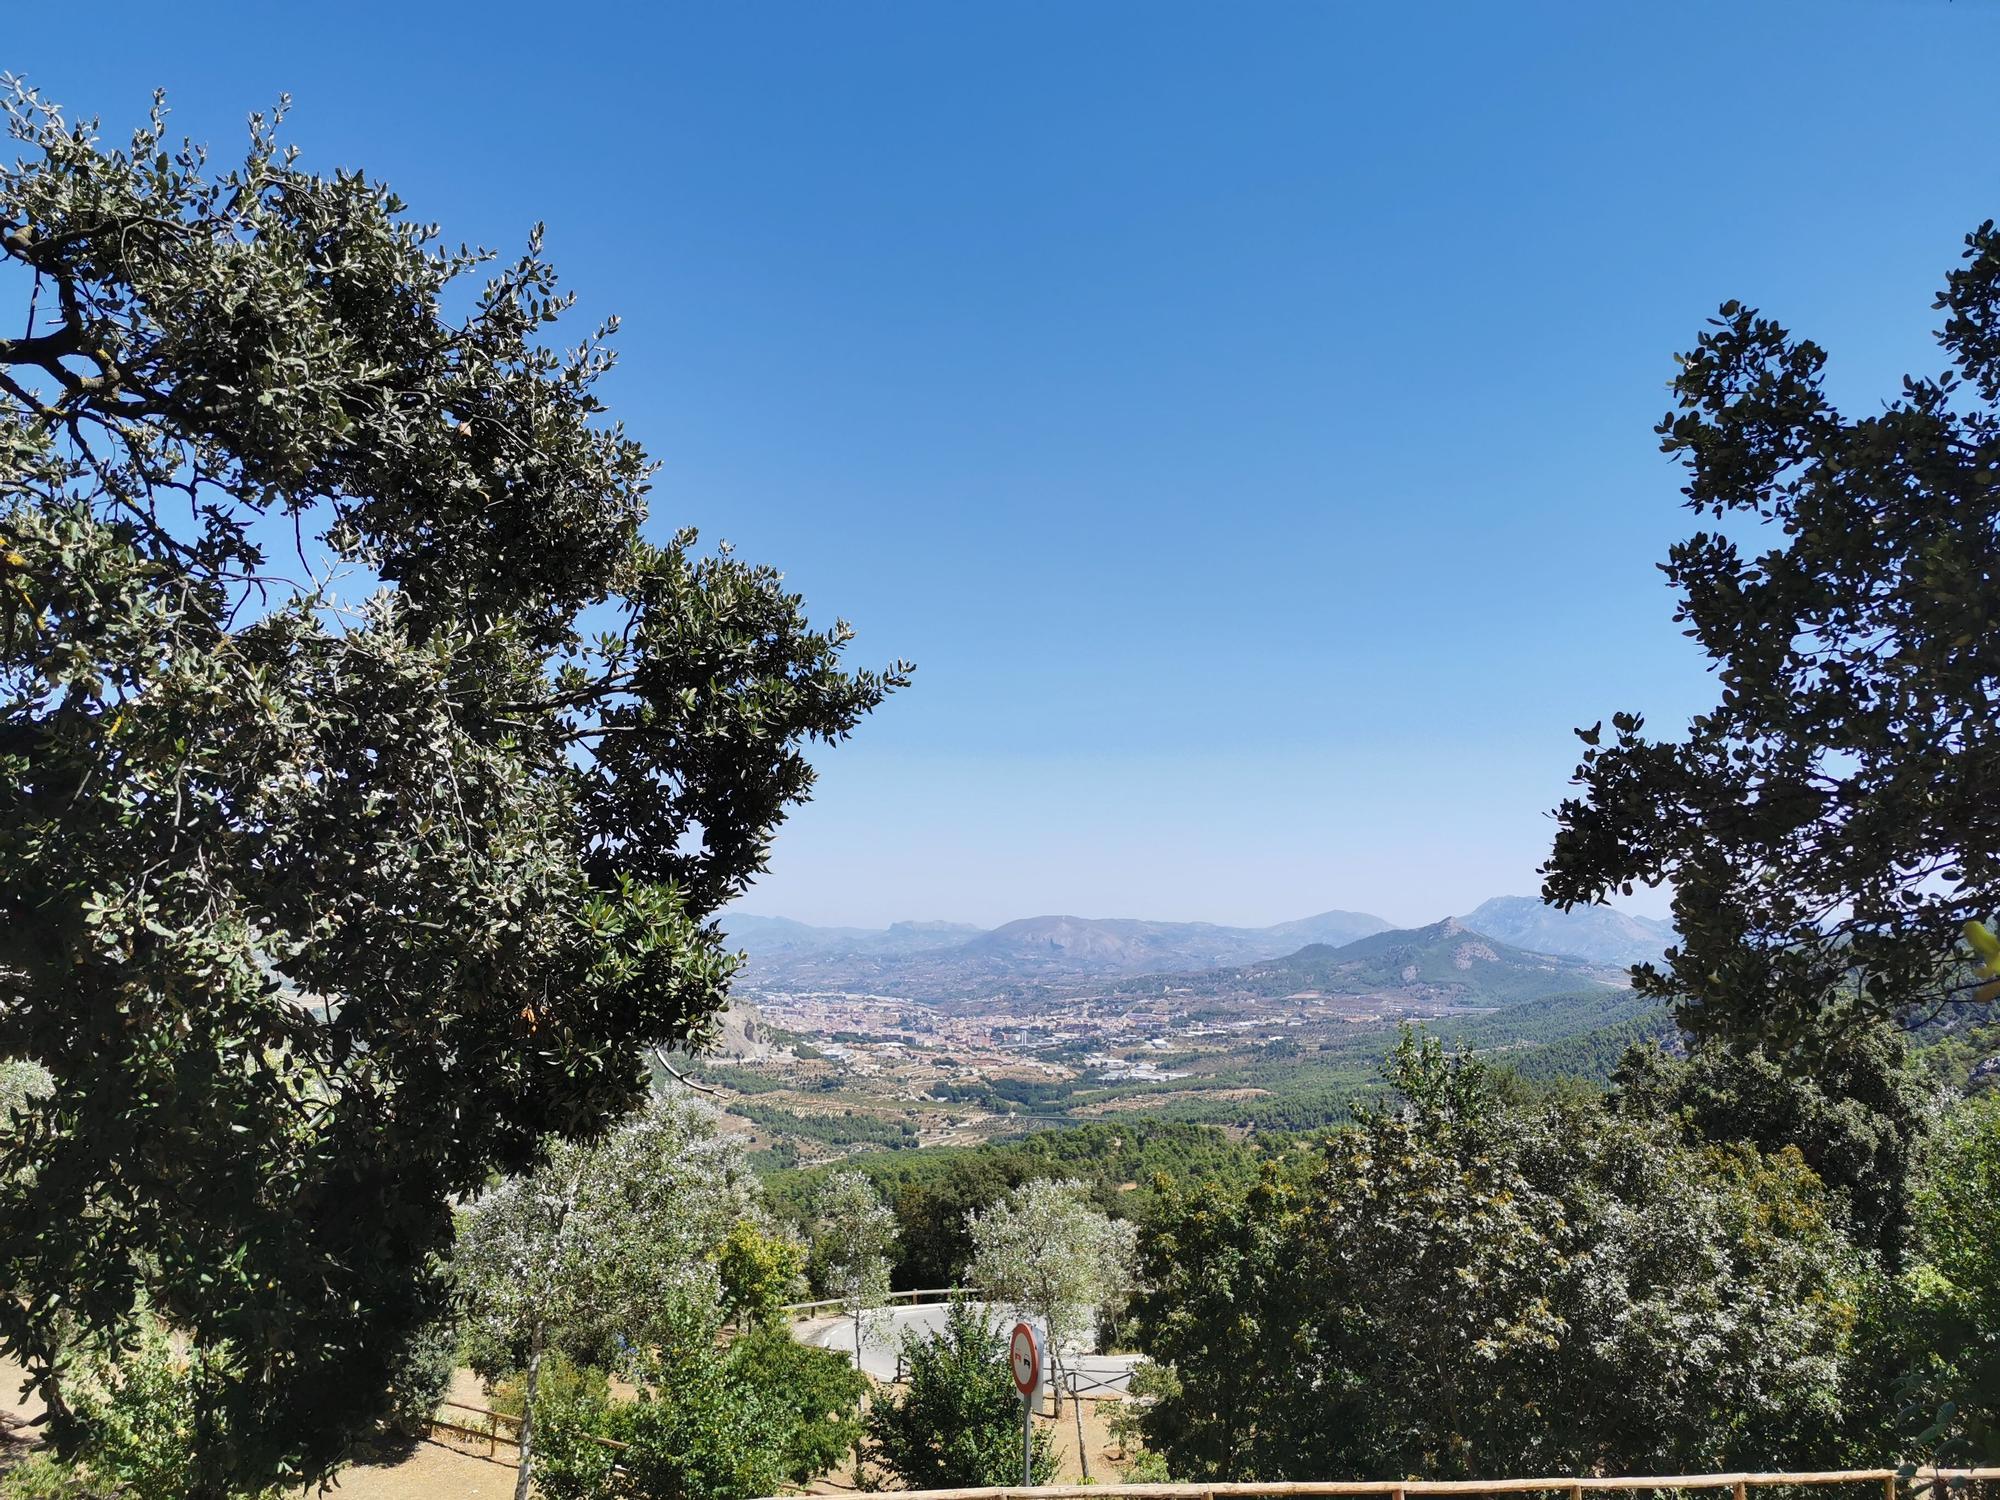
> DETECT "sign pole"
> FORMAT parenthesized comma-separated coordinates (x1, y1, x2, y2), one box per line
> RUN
(1009, 1321, 1040, 1488)
(1023, 1384, 1032, 1488)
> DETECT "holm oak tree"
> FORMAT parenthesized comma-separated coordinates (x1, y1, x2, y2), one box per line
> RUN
(0, 84, 905, 1494)
(1544, 220, 2000, 1046)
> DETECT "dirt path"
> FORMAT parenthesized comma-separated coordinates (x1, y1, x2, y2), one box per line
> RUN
(322, 1440, 521, 1500)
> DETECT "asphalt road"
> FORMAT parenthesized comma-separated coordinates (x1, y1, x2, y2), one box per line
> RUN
(794, 1300, 1140, 1397)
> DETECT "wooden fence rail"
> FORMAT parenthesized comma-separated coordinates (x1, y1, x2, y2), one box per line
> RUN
(780, 1286, 985, 1317)
(426, 1397, 630, 1466)
(748, 1470, 2000, 1500)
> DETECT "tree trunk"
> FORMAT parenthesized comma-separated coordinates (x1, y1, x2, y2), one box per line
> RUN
(853, 1300, 863, 1363)
(512, 1319, 546, 1500)
(1068, 1358, 1089, 1480)
(40, 1370, 65, 1429)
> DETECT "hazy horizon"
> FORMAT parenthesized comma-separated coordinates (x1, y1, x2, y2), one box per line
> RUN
(724, 891, 1672, 935)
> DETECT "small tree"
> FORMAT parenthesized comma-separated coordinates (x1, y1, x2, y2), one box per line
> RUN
(864, 1299, 1056, 1489)
(1611, 1020, 1930, 1264)
(967, 1176, 1137, 1473)
(374, 1307, 459, 1451)
(455, 1093, 754, 1500)
(715, 1218, 808, 1329)
(530, 1346, 788, 1500)
(811, 1172, 897, 1362)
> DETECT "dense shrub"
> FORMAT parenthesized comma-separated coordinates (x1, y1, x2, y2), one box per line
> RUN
(529, 1334, 863, 1500)
(63, 1326, 285, 1500)
(724, 1324, 869, 1482)
(1888, 1094, 2000, 1462)
(715, 1219, 808, 1328)
(863, 1299, 1055, 1489)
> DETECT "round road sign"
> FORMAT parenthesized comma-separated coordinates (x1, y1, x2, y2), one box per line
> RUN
(1009, 1321, 1040, 1396)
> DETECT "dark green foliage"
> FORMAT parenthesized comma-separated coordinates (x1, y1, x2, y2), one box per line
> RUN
(515, 1389, 626, 1500)
(531, 1335, 865, 1499)
(862, 1299, 1055, 1489)
(1880, 1095, 2000, 1464)
(612, 1376, 792, 1500)
(63, 1323, 289, 1499)
(373, 1310, 458, 1449)
(0, 87, 901, 1496)
(1502, 1005, 1675, 1084)
(1543, 220, 2000, 1045)
(1132, 1033, 1866, 1481)
(724, 1324, 870, 1483)
(540, 1352, 804, 1500)
(1613, 1021, 1930, 1263)
(882, 1153, 1028, 1290)
(1916, 1019, 2000, 1096)
(731, 1101, 920, 1150)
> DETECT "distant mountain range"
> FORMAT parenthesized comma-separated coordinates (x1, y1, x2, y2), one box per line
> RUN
(720, 899, 1663, 1002)
(955, 909, 1393, 974)
(721, 914, 985, 958)
(1457, 896, 1674, 967)
(1142, 917, 1628, 1006)
(719, 908, 1392, 994)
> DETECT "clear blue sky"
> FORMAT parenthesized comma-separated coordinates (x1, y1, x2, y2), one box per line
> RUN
(14, 2, 1999, 928)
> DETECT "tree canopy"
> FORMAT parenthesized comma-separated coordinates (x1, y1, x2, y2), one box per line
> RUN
(968, 1177, 1136, 1375)
(1610, 1022, 1930, 1264)
(1543, 220, 2000, 1044)
(1132, 1034, 1866, 1481)
(0, 84, 902, 1494)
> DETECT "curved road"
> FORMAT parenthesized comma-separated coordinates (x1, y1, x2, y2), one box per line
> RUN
(794, 1300, 1140, 1397)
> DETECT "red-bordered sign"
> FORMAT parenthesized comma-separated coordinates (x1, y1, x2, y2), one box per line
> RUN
(1009, 1321, 1040, 1396)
